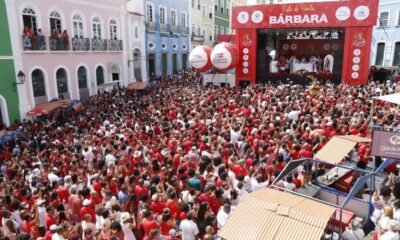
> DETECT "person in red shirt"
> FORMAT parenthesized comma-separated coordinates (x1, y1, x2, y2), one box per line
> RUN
(141, 210, 159, 237)
(80, 199, 96, 222)
(45, 206, 57, 230)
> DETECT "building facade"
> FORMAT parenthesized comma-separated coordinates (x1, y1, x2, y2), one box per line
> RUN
(371, 0, 400, 67)
(214, 0, 230, 45)
(145, 0, 190, 77)
(0, 0, 20, 126)
(5, 0, 128, 118)
(190, 0, 214, 48)
(127, 0, 148, 82)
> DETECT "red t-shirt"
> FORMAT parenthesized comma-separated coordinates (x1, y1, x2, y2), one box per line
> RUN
(45, 214, 57, 230)
(141, 218, 159, 236)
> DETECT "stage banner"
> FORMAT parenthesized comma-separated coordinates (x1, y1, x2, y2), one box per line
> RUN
(233, 0, 378, 29)
(236, 29, 257, 85)
(342, 26, 372, 85)
(371, 131, 400, 159)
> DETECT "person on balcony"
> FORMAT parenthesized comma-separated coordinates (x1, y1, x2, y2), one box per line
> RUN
(62, 30, 69, 50)
(22, 26, 32, 50)
(36, 29, 45, 50)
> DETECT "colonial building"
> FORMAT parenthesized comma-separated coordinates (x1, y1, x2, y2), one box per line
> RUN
(190, 0, 214, 48)
(371, 0, 400, 67)
(214, 0, 231, 45)
(0, 0, 20, 125)
(5, 0, 128, 117)
(145, 0, 190, 77)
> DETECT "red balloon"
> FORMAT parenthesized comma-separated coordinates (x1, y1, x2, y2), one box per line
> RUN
(189, 46, 213, 72)
(211, 42, 239, 71)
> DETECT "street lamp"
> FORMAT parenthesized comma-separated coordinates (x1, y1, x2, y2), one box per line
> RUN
(14, 71, 25, 91)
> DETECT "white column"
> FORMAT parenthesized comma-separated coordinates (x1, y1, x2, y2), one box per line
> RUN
(120, 4, 130, 87)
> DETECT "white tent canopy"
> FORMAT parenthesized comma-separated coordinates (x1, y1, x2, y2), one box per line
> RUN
(375, 93, 400, 105)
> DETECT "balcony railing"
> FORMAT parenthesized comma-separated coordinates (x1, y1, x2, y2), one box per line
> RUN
(91, 39, 108, 51)
(72, 38, 90, 51)
(181, 27, 189, 35)
(146, 21, 158, 32)
(160, 24, 170, 33)
(49, 37, 70, 51)
(22, 36, 47, 50)
(171, 25, 179, 34)
(109, 39, 123, 51)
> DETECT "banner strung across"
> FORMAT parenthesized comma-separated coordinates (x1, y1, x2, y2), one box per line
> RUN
(233, 0, 378, 29)
(372, 131, 400, 159)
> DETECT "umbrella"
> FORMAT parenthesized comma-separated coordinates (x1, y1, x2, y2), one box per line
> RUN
(0, 131, 27, 144)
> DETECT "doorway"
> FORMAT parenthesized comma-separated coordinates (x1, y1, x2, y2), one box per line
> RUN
(161, 53, 168, 76)
(172, 54, 178, 73)
(133, 49, 142, 81)
(182, 54, 187, 71)
(148, 53, 156, 78)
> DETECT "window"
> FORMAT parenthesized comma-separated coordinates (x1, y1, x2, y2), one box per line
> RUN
(160, 7, 166, 24)
(109, 19, 118, 40)
(22, 7, 38, 33)
(379, 11, 389, 27)
(146, 3, 153, 22)
(226, 0, 230, 14)
(192, 25, 196, 35)
(393, 42, 400, 66)
(202, 5, 206, 17)
(92, 17, 102, 39)
(49, 11, 62, 32)
(398, 10, 400, 26)
(72, 14, 84, 38)
(96, 66, 105, 86)
(56, 68, 68, 94)
(214, 26, 218, 37)
(77, 66, 87, 89)
(209, 7, 213, 18)
(192, 0, 195, 8)
(197, 0, 201, 10)
(220, 26, 224, 35)
(181, 13, 186, 28)
(197, 26, 201, 35)
(209, 28, 213, 41)
(31, 69, 45, 97)
(134, 27, 139, 39)
(171, 10, 176, 26)
(375, 43, 385, 66)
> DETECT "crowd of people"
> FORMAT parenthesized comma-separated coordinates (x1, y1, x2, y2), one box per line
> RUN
(22, 27, 69, 51)
(0, 72, 399, 240)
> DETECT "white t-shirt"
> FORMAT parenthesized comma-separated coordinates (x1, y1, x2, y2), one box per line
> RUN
(251, 178, 269, 192)
(180, 219, 199, 240)
(122, 222, 136, 240)
(230, 128, 241, 144)
(288, 110, 301, 122)
(48, 172, 60, 185)
(341, 228, 365, 240)
(217, 209, 230, 229)
(380, 231, 400, 240)
(284, 182, 296, 191)
(52, 233, 66, 240)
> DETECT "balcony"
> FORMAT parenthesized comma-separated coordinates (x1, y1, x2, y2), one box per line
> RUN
(91, 39, 108, 51)
(191, 34, 205, 42)
(181, 27, 189, 35)
(72, 38, 90, 51)
(146, 21, 158, 32)
(171, 25, 179, 34)
(49, 37, 70, 51)
(109, 39, 123, 51)
(160, 23, 170, 33)
(22, 36, 47, 50)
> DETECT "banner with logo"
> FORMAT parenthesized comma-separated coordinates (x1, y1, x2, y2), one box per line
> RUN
(233, 0, 378, 29)
(372, 131, 400, 159)
(236, 29, 257, 85)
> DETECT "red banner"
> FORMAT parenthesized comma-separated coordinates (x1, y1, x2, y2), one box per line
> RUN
(233, 0, 378, 29)
(342, 26, 372, 85)
(236, 29, 257, 84)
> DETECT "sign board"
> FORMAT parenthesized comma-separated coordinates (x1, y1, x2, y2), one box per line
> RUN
(372, 130, 400, 159)
(203, 74, 236, 87)
(232, 0, 378, 29)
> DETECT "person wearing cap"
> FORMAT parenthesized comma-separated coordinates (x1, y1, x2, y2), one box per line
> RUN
(42, 224, 58, 240)
(35, 199, 47, 237)
(80, 199, 95, 223)
(120, 212, 136, 240)
(51, 225, 66, 240)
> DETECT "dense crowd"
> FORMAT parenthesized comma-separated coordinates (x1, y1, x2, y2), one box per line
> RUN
(0, 72, 399, 240)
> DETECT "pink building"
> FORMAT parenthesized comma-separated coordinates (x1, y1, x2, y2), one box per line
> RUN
(6, 0, 130, 117)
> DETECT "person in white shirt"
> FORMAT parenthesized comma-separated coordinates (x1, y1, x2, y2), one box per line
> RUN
(230, 117, 245, 144)
(82, 214, 97, 239)
(52, 226, 66, 240)
(283, 176, 296, 191)
(48, 168, 60, 185)
(250, 165, 270, 192)
(341, 219, 365, 240)
(180, 211, 199, 240)
(120, 212, 136, 240)
(105, 149, 116, 166)
(379, 220, 400, 240)
(217, 202, 231, 229)
(82, 146, 94, 170)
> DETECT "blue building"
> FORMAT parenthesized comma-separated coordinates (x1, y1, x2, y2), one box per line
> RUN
(144, 0, 190, 77)
(371, 0, 400, 67)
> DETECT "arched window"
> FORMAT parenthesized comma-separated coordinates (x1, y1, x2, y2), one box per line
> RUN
(22, 7, 37, 32)
(92, 17, 102, 39)
(77, 66, 87, 89)
(96, 66, 104, 86)
(31, 69, 46, 97)
(56, 68, 68, 93)
(72, 14, 84, 38)
(109, 19, 118, 40)
(49, 11, 62, 32)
